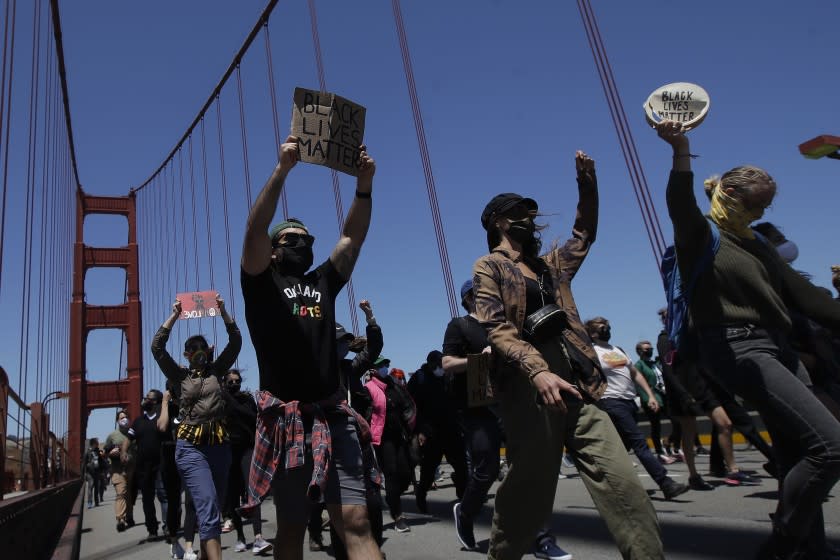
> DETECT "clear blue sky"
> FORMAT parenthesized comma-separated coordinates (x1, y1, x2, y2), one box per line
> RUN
(2, 1, 839, 443)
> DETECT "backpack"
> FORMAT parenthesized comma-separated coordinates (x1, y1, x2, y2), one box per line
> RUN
(660, 219, 720, 363)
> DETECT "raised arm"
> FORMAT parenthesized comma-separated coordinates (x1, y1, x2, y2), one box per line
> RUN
(213, 294, 242, 372)
(329, 146, 376, 280)
(157, 391, 172, 432)
(152, 300, 186, 380)
(351, 299, 382, 376)
(656, 120, 709, 258)
(241, 136, 299, 276)
(546, 151, 598, 279)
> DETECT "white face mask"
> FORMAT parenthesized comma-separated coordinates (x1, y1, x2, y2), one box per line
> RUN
(433, 366, 445, 377)
(376, 366, 390, 378)
(118, 418, 129, 428)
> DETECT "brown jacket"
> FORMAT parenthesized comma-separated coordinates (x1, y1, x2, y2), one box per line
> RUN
(472, 172, 607, 401)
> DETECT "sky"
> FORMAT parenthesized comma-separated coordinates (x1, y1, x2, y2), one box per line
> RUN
(2, 0, 840, 443)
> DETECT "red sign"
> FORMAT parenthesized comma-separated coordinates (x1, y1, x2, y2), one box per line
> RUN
(176, 290, 219, 320)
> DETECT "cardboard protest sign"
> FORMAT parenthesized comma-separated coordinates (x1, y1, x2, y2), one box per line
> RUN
(291, 87, 366, 176)
(467, 352, 498, 408)
(176, 290, 219, 320)
(644, 82, 710, 131)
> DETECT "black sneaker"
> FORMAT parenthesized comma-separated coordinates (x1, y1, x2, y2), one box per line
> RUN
(695, 446, 710, 455)
(416, 491, 428, 514)
(309, 534, 325, 551)
(453, 503, 477, 551)
(116, 521, 127, 533)
(724, 470, 761, 486)
(660, 478, 690, 500)
(688, 474, 714, 491)
(394, 516, 411, 533)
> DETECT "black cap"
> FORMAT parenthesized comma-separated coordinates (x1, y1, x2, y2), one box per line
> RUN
(335, 323, 354, 341)
(480, 193, 538, 230)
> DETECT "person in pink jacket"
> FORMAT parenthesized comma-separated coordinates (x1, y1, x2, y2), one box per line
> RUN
(365, 356, 417, 534)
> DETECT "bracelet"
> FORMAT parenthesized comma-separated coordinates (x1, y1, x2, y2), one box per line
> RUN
(355, 190, 371, 199)
(528, 370, 543, 381)
(672, 153, 698, 159)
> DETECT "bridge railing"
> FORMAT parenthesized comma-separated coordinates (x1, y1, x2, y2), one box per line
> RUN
(0, 368, 72, 500)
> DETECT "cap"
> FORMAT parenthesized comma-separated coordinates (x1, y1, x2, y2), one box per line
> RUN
(460, 279, 473, 301)
(480, 193, 537, 230)
(373, 355, 390, 367)
(269, 218, 308, 242)
(335, 323, 354, 342)
(426, 350, 443, 364)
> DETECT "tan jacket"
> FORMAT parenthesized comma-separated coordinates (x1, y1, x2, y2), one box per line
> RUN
(472, 172, 607, 401)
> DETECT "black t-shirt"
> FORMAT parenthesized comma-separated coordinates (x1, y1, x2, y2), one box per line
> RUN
(127, 413, 169, 465)
(442, 315, 489, 408)
(241, 260, 346, 403)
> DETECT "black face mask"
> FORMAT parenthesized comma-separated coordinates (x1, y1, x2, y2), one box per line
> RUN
(276, 239, 314, 275)
(141, 400, 155, 412)
(506, 218, 535, 245)
(598, 326, 611, 342)
(641, 348, 653, 360)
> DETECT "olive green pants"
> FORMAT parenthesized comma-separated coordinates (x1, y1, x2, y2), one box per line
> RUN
(488, 375, 663, 560)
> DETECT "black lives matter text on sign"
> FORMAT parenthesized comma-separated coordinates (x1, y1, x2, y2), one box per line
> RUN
(643, 82, 710, 131)
(290, 87, 366, 177)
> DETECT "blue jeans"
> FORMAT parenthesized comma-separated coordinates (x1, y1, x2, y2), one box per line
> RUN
(699, 326, 840, 540)
(598, 398, 669, 486)
(175, 439, 231, 541)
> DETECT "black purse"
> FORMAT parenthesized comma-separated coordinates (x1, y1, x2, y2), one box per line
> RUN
(522, 303, 569, 341)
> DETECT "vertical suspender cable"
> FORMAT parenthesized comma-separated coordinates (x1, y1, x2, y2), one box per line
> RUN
(306, 0, 360, 334)
(19, 0, 42, 402)
(390, 0, 459, 318)
(0, 0, 16, 299)
(262, 24, 288, 219)
(36, 38, 54, 398)
(235, 66, 254, 210)
(199, 119, 218, 343)
(178, 147, 191, 337)
(214, 96, 237, 323)
(577, 0, 666, 270)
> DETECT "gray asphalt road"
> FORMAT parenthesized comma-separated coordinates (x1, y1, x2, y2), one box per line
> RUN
(80, 446, 839, 559)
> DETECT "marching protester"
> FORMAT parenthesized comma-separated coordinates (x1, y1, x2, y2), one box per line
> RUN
(122, 390, 170, 540)
(632, 340, 674, 464)
(585, 317, 689, 500)
(150, 294, 242, 560)
(104, 410, 136, 532)
(239, 136, 382, 559)
(655, 120, 840, 560)
(219, 369, 272, 555)
(444, 278, 571, 559)
(85, 437, 105, 509)
(365, 355, 416, 534)
(472, 151, 663, 560)
(408, 350, 467, 514)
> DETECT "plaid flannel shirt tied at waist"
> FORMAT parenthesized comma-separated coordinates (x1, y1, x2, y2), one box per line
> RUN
(239, 388, 377, 517)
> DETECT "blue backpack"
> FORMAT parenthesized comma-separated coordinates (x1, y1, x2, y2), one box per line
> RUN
(660, 219, 720, 363)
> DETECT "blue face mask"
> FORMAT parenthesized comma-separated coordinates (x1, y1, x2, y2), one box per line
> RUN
(376, 366, 390, 378)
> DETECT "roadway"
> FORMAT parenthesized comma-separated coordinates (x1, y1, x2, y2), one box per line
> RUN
(79, 446, 840, 559)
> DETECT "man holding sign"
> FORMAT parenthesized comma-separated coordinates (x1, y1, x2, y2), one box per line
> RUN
(240, 134, 379, 559)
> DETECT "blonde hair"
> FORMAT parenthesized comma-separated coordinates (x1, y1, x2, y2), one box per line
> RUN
(703, 166, 776, 200)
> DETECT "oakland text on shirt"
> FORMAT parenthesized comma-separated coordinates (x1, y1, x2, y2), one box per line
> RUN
(283, 282, 323, 319)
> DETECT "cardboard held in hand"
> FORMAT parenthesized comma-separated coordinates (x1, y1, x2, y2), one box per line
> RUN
(291, 87, 366, 176)
(177, 290, 219, 320)
(644, 82, 710, 131)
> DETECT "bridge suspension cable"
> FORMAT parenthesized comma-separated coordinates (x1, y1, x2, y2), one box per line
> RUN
(577, 0, 668, 271)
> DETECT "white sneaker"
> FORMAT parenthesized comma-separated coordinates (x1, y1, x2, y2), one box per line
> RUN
(561, 455, 575, 469)
(170, 541, 185, 559)
(234, 541, 247, 553)
(221, 519, 233, 534)
(183, 550, 198, 560)
(252, 537, 273, 554)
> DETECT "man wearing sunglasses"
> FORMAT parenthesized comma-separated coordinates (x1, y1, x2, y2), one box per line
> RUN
(240, 135, 380, 559)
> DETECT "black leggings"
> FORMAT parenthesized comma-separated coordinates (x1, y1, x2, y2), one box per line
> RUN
(223, 446, 261, 540)
(375, 437, 412, 519)
(160, 443, 182, 539)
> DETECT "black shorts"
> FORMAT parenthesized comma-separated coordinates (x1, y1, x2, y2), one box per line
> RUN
(667, 361, 721, 417)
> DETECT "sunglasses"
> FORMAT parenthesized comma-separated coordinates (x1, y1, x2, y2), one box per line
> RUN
(226, 380, 241, 386)
(275, 232, 315, 247)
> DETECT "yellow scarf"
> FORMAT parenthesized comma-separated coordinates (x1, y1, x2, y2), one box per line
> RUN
(708, 182, 764, 239)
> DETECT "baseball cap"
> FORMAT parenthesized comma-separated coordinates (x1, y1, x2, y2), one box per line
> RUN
(480, 193, 537, 230)
(269, 218, 308, 242)
(373, 355, 390, 367)
(335, 323, 355, 342)
(460, 279, 473, 301)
